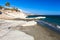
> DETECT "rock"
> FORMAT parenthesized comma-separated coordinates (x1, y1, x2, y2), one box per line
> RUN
(1, 30, 34, 40)
(22, 21, 37, 26)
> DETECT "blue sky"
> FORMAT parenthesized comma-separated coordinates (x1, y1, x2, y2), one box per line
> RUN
(0, 0, 60, 15)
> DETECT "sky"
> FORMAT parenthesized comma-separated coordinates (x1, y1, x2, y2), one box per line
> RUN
(0, 0, 60, 15)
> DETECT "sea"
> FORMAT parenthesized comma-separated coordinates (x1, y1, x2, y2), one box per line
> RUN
(41, 15, 60, 26)
(27, 15, 60, 33)
(27, 15, 60, 25)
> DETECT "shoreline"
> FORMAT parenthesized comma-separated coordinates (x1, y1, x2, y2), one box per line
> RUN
(18, 24, 60, 40)
(0, 20, 60, 40)
(37, 20, 60, 33)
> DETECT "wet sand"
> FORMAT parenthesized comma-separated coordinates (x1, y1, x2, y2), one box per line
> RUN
(16, 24, 60, 40)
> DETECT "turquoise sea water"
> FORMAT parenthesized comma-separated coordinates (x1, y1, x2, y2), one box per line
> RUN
(27, 15, 60, 26)
(27, 15, 60, 33)
(42, 16, 60, 26)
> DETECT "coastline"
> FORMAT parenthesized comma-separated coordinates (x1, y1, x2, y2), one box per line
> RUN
(0, 6, 60, 40)
(15, 24, 60, 40)
(0, 19, 60, 40)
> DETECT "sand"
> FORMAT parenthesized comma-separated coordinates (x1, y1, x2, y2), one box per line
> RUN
(0, 20, 60, 40)
(16, 25, 60, 40)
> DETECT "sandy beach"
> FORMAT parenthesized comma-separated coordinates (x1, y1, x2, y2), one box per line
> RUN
(13, 24, 60, 40)
(0, 20, 60, 40)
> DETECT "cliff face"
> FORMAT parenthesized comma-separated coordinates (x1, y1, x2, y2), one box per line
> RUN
(0, 8, 27, 19)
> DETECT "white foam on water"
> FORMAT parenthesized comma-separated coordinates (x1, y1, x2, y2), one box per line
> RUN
(57, 25, 60, 29)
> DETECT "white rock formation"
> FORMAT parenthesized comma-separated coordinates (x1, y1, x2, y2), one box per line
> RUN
(22, 21, 37, 26)
(0, 20, 34, 40)
(4, 10, 27, 18)
(0, 8, 27, 19)
(0, 30, 34, 40)
(0, 20, 27, 29)
(0, 29, 11, 37)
